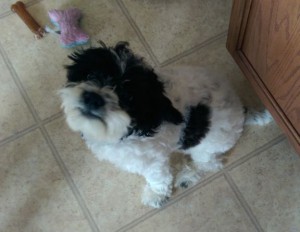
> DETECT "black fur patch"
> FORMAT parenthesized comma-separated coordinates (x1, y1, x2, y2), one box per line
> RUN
(116, 65, 183, 137)
(180, 104, 211, 149)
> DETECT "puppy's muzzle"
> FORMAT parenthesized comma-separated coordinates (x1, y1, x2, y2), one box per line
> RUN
(80, 91, 105, 118)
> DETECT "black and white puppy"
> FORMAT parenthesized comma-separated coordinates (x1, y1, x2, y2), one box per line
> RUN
(59, 41, 271, 208)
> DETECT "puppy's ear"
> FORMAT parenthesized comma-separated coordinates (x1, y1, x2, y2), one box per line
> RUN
(114, 41, 134, 62)
(115, 41, 130, 54)
(65, 47, 123, 83)
(114, 41, 146, 74)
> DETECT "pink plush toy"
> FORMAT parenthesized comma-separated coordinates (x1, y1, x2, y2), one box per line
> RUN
(48, 8, 89, 48)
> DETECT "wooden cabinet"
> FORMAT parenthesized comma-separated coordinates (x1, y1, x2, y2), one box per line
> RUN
(227, 0, 300, 154)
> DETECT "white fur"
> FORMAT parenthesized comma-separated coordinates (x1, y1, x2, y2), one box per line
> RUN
(244, 109, 273, 125)
(160, 67, 245, 188)
(60, 66, 270, 208)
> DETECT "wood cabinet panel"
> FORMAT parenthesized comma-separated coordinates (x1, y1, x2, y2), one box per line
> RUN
(227, 0, 300, 154)
(242, 0, 300, 80)
(241, 0, 300, 135)
(272, 50, 300, 134)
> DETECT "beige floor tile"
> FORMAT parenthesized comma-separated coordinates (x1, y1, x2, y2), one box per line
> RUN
(0, 54, 35, 141)
(0, 129, 91, 232)
(0, 0, 152, 120)
(128, 177, 256, 232)
(229, 140, 300, 232)
(0, 0, 32, 15)
(163, 37, 282, 165)
(45, 118, 152, 232)
(122, 0, 232, 63)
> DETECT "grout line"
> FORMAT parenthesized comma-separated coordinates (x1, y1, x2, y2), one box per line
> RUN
(116, 135, 285, 232)
(25, 0, 44, 7)
(0, 125, 38, 147)
(225, 135, 285, 171)
(116, 0, 160, 66)
(224, 171, 264, 232)
(116, 0, 227, 68)
(40, 127, 100, 232)
(0, 0, 44, 19)
(0, 42, 40, 123)
(160, 31, 228, 67)
(0, 10, 12, 19)
(222, 136, 286, 231)
(0, 42, 100, 232)
(42, 111, 64, 125)
(116, 171, 224, 232)
(0, 112, 63, 148)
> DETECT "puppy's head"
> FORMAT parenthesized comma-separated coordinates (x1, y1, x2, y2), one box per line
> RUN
(60, 41, 183, 143)
(59, 42, 134, 143)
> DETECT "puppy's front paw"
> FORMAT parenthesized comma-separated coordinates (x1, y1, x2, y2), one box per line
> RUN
(175, 164, 201, 189)
(142, 185, 170, 208)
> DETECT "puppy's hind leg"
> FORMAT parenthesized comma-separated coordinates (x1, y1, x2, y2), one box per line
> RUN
(141, 160, 173, 208)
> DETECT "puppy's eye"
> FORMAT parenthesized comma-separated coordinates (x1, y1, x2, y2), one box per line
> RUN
(87, 73, 96, 80)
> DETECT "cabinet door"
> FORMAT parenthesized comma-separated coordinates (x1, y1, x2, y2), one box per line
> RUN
(227, 0, 300, 153)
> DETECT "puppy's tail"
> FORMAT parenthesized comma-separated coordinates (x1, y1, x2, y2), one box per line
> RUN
(244, 108, 273, 126)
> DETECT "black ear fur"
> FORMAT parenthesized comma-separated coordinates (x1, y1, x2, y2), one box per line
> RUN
(65, 47, 123, 83)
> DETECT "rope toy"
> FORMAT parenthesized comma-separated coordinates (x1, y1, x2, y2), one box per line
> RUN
(47, 8, 89, 48)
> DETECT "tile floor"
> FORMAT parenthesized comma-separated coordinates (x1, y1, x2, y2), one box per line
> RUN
(0, 0, 299, 232)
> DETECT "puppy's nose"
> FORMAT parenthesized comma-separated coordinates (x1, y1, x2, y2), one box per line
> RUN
(82, 91, 105, 110)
